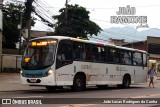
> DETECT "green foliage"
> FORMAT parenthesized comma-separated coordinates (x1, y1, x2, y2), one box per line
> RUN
(2, 2, 35, 49)
(53, 4, 102, 39)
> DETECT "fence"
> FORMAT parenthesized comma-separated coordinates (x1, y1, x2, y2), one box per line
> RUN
(1, 54, 22, 72)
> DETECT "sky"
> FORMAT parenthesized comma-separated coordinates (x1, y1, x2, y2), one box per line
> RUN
(31, 0, 160, 31)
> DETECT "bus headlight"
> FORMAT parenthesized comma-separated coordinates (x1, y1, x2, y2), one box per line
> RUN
(20, 70, 23, 75)
(20, 70, 24, 76)
(48, 69, 54, 75)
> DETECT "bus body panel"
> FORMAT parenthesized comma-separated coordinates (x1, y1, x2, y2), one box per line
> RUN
(134, 66, 148, 83)
(55, 63, 74, 86)
(120, 65, 135, 84)
(91, 63, 122, 85)
(55, 61, 93, 86)
(73, 61, 92, 85)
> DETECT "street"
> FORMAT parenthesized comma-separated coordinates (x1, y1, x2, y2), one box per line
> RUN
(0, 73, 160, 107)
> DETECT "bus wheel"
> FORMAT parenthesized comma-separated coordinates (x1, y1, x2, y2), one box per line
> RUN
(97, 85, 108, 90)
(122, 75, 131, 88)
(46, 86, 56, 92)
(72, 75, 86, 91)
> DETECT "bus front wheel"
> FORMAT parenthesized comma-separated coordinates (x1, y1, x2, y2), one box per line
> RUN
(122, 75, 131, 88)
(72, 75, 86, 91)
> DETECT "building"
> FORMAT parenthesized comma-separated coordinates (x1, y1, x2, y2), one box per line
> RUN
(123, 36, 160, 69)
(147, 36, 160, 61)
(123, 40, 147, 51)
(123, 36, 160, 61)
(30, 30, 54, 38)
(108, 38, 125, 46)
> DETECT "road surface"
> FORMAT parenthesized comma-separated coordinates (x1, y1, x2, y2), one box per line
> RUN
(0, 73, 160, 107)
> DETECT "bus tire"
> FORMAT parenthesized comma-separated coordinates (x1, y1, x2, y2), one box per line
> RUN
(72, 75, 86, 91)
(117, 84, 123, 88)
(46, 86, 56, 92)
(97, 85, 108, 90)
(122, 75, 131, 88)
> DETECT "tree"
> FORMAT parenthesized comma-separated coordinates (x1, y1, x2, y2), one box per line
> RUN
(53, 4, 102, 39)
(2, 2, 35, 49)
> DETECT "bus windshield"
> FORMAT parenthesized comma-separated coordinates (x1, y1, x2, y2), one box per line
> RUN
(21, 39, 57, 70)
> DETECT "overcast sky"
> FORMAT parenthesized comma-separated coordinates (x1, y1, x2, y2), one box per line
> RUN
(31, 0, 160, 31)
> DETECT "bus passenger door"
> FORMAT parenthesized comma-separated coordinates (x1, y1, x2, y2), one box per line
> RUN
(133, 52, 145, 83)
(55, 40, 74, 86)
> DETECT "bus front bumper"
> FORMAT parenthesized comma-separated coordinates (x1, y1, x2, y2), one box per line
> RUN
(20, 74, 56, 86)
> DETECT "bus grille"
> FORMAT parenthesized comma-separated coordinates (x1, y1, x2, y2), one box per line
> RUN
(24, 73, 43, 78)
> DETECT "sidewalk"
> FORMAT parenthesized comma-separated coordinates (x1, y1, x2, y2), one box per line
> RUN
(0, 73, 45, 91)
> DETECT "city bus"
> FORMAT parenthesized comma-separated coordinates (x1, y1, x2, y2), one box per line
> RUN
(21, 36, 148, 91)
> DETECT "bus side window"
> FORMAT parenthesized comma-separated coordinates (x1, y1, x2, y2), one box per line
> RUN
(120, 52, 125, 64)
(91, 45, 97, 61)
(73, 42, 85, 61)
(57, 45, 66, 61)
(133, 53, 137, 65)
(143, 53, 147, 67)
(73, 43, 80, 60)
(85, 44, 91, 61)
(109, 48, 120, 64)
(121, 50, 132, 65)
(56, 40, 72, 69)
(100, 47, 106, 62)
(133, 52, 142, 66)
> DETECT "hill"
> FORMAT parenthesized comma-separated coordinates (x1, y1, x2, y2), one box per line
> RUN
(90, 26, 160, 43)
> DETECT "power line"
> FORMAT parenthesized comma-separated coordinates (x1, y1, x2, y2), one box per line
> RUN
(33, 0, 56, 27)
(33, 1, 55, 21)
(38, 0, 58, 15)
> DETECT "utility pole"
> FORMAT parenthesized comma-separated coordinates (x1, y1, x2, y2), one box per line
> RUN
(24, 0, 34, 42)
(18, 12, 22, 54)
(0, 0, 3, 72)
(65, 0, 68, 23)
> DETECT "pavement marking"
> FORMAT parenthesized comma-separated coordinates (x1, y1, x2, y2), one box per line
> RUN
(128, 93, 160, 98)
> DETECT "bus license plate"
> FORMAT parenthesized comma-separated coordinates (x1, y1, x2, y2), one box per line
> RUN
(30, 79, 37, 83)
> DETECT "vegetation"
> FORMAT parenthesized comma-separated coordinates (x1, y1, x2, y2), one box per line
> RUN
(2, 2, 35, 49)
(53, 4, 102, 39)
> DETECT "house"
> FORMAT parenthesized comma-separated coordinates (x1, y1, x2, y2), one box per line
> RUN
(108, 38, 125, 46)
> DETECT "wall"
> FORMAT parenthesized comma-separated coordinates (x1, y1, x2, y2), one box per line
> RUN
(1, 54, 22, 71)
(3, 49, 19, 54)
(123, 41, 147, 51)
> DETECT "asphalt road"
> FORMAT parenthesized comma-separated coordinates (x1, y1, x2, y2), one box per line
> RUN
(0, 73, 160, 107)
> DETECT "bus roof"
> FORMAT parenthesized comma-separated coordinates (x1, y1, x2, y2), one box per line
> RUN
(30, 36, 147, 53)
